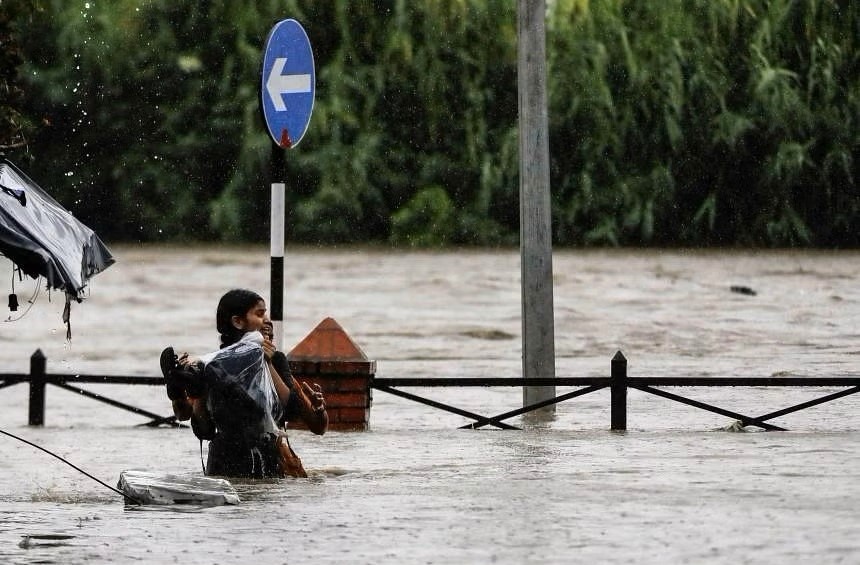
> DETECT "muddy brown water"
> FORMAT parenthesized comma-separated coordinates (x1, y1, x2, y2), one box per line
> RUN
(1, 246, 859, 564)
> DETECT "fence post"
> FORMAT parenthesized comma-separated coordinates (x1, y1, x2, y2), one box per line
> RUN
(28, 349, 46, 426)
(611, 350, 627, 431)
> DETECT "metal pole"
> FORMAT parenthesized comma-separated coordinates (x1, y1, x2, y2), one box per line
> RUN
(270, 143, 285, 351)
(28, 349, 46, 426)
(611, 351, 627, 431)
(518, 0, 556, 411)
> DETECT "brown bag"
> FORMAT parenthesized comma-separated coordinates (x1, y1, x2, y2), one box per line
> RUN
(276, 435, 308, 478)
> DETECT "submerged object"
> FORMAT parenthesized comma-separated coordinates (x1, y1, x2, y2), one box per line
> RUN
(730, 285, 757, 296)
(117, 469, 239, 506)
(18, 534, 76, 549)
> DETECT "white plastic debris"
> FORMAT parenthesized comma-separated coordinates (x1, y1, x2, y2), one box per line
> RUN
(117, 469, 239, 506)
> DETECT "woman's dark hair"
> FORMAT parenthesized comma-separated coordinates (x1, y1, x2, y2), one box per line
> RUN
(216, 289, 264, 347)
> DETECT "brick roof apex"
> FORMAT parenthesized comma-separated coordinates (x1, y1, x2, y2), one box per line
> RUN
(287, 317, 369, 362)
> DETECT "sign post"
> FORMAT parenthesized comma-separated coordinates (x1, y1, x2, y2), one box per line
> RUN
(260, 19, 315, 350)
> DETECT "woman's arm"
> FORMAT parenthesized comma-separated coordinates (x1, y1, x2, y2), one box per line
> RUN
(264, 340, 294, 406)
(291, 379, 329, 435)
(267, 349, 328, 435)
(190, 397, 216, 440)
(268, 358, 293, 405)
(171, 398, 193, 421)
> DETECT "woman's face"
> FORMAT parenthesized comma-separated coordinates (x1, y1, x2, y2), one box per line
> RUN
(232, 299, 270, 334)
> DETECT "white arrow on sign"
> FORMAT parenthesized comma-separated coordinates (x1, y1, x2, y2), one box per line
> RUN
(266, 57, 312, 111)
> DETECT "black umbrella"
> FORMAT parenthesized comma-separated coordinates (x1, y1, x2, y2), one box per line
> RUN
(0, 158, 114, 335)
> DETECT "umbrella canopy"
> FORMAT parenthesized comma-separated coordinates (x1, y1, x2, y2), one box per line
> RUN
(0, 158, 114, 301)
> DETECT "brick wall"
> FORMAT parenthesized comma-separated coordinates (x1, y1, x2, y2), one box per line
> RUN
(285, 317, 374, 431)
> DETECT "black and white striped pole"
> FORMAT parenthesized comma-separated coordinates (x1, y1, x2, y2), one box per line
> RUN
(270, 148, 286, 349)
(260, 19, 316, 350)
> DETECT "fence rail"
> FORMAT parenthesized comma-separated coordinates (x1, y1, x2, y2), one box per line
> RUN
(371, 352, 860, 431)
(1, 350, 176, 427)
(3, 349, 860, 431)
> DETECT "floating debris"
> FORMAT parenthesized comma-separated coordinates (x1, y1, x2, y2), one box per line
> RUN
(459, 329, 516, 340)
(117, 469, 239, 506)
(730, 285, 757, 296)
(18, 534, 75, 549)
(718, 420, 750, 432)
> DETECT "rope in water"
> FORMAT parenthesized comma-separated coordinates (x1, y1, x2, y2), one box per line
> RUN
(0, 427, 140, 505)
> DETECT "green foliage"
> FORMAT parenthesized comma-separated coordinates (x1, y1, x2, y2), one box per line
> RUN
(390, 185, 456, 246)
(0, 0, 39, 151)
(4, 0, 858, 246)
(287, 0, 519, 245)
(547, 0, 859, 246)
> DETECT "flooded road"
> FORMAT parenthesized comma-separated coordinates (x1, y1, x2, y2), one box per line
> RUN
(1, 246, 859, 564)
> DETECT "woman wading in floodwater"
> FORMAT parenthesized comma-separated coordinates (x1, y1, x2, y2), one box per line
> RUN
(160, 289, 327, 478)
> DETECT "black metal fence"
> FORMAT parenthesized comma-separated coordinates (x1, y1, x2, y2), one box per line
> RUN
(1, 350, 177, 427)
(371, 351, 860, 431)
(3, 349, 859, 431)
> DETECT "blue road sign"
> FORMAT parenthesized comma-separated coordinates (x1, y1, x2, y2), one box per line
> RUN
(261, 19, 315, 148)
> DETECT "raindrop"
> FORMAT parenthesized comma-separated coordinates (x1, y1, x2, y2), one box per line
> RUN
(65, 171, 75, 177)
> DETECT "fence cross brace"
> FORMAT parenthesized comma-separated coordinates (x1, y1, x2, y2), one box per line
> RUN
(372, 384, 520, 430)
(461, 385, 607, 429)
(631, 385, 860, 431)
(632, 385, 787, 431)
(53, 382, 180, 427)
(742, 385, 860, 428)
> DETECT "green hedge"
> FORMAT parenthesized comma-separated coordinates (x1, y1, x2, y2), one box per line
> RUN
(7, 0, 858, 246)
